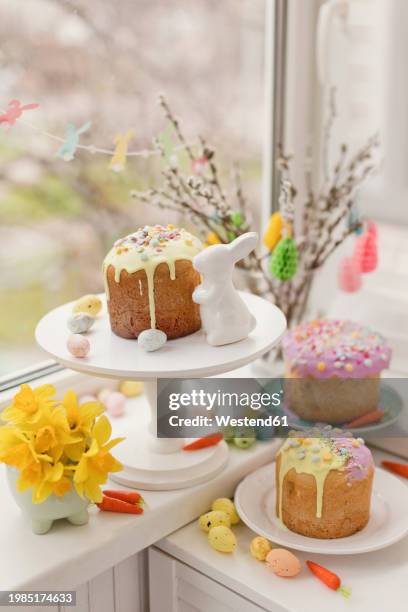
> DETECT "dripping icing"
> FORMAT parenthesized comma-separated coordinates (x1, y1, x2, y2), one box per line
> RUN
(103, 225, 203, 329)
(277, 437, 346, 519)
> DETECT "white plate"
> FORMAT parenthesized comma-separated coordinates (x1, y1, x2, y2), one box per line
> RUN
(235, 463, 408, 554)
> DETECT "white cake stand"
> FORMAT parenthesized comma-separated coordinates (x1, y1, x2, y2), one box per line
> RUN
(35, 292, 286, 490)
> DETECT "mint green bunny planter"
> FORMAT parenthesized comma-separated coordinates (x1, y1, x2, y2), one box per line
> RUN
(7, 468, 89, 535)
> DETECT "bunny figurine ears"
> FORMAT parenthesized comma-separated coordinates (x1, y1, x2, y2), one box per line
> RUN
(192, 232, 258, 346)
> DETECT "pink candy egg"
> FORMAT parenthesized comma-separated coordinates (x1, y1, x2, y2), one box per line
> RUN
(105, 391, 126, 418)
(98, 388, 113, 403)
(266, 548, 301, 577)
(67, 334, 90, 358)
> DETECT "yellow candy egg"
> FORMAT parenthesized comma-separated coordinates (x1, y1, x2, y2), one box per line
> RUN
(208, 526, 237, 553)
(266, 549, 301, 577)
(198, 511, 231, 533)
(119, 381, 144, 397)
(72, 294, 102, 317)
(211, 498, 240, 525)
(250, 536, 272, 561)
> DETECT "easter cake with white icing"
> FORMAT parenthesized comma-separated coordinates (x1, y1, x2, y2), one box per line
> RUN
(103, 225, 203, 339)
(276, 432, 374, 539)
(282, 319, 392, 424)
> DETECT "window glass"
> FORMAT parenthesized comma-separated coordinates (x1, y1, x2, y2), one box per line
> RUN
(0, 0, 266, 376)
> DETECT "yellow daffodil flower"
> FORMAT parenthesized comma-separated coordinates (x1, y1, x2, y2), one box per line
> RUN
(62, 390, 105, 462)
(74, 416, 124, 503)
(0, 385, 124, 505)
(2, 384, 56, 425)
(63, 390, 105, 435)
(16, 459, 71, 504)
(0, 428, 43, 470)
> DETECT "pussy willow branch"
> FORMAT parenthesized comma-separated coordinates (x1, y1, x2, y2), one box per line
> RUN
(132, 95, 379, 326)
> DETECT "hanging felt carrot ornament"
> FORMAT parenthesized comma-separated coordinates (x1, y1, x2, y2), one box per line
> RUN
(338, 256, 362, 292)
(306, 561, 351, 598)
(269, 180, 298, 281)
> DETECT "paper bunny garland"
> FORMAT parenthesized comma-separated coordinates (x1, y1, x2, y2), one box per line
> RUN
(192, 232, 258, 346)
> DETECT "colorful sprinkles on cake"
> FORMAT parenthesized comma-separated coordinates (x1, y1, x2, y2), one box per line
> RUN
(277, 427, 373, 519)
(282, 319, 391, 378)
(103, 225, 202, 328)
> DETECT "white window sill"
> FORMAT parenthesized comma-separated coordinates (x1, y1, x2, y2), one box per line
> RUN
(0, 384, 280, 592)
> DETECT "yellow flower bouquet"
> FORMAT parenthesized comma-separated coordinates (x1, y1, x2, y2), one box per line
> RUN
(0, 384, 124, 533)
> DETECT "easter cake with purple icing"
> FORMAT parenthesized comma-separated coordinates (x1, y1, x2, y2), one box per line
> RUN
(276, 432, 374, 538)
(282, 319, 392, 424)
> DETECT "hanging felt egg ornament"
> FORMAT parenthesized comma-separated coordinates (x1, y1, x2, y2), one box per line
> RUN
(348, 205, 363, 235)
(269, 237, 298, 281)
(206, 232, 221, 246)
(263, 212, 283, 251)
(367, 220, 378, 239)
(338, 256, 362, 292)
(354, 232, 378, 273)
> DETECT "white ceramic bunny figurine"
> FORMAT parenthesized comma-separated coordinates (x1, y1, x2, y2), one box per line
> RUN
(192, 232, 258, 346)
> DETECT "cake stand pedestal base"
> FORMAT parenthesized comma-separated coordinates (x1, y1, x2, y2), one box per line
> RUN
(111, 379, 229, 490)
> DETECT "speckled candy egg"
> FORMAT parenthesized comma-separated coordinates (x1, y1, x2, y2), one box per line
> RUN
(138, 329, 167, 352)
(67, 313, 95, 334)
(72, 294, 102, 317)
(250, 536, 272, 561)
(266, 549, 301, 577)
(211, 498, 240, 525)
(198, 511, 231, 533)
(67, 334, 90, 358)
(119, 381, 144, 397)
(208, 526, 237, 553)
(233, 435, 256, 449)
(105, 392, 126, 417)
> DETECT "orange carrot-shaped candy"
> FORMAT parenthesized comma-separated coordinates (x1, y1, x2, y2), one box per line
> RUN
(103, 489, 144, 505)
(183, 433, 223, 451)
(306, 561, 351, 598)
(345, 409, 384, 428)
(97, 496, 143, 514)
(381, 461, 408, 479)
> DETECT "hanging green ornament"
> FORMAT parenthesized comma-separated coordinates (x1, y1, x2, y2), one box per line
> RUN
(269, 237, 298, 281)
(230, 210, 244, 228)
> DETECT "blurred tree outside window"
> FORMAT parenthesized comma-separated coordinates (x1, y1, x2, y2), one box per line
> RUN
(0, 0, 266, 376)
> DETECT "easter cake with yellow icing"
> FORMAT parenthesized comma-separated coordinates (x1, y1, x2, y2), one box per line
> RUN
(103, 225, 203, 339)
(276, 433, 374, 539)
